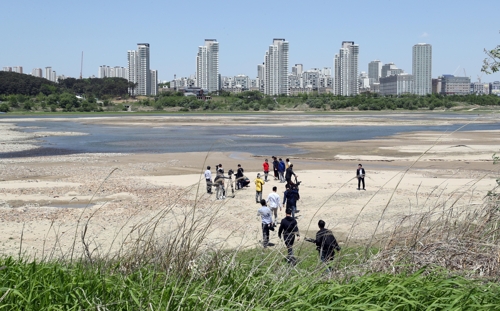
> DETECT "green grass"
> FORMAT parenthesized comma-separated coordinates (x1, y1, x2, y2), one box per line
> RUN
(1, 252, 499, 310)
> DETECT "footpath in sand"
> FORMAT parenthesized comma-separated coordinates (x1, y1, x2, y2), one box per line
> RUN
(0, 115, 499, 258)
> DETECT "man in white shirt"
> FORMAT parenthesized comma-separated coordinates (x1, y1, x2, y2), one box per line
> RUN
(204, 166, 212, 194)
(257, 199, 273, 248)
(266, 186, 281, 224)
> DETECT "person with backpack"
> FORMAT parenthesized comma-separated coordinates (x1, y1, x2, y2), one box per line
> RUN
(305, 220, 341, 270)
(257, 199, 274, 248)
(278, 208, 300, 265)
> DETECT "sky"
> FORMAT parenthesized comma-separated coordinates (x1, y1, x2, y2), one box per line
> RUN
(2, 0, 500, 83)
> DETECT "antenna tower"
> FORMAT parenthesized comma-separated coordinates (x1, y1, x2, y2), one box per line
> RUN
(80, 51, 84, 79)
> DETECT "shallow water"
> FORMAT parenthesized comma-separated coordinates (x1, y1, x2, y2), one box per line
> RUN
(1, 114, 499, 158)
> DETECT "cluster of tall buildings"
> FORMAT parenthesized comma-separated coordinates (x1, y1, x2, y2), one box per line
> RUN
(127, 43, 158, 96)
(4, 39, 500, 97)
(2, 66, 59, 82)
(98, 66, 128, 79)
(169, 40, 436, 97)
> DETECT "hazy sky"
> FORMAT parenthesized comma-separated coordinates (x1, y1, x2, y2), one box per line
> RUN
(2, 0, 500, 82)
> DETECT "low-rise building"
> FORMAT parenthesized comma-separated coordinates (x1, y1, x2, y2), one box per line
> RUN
(440, 75, 470, 95)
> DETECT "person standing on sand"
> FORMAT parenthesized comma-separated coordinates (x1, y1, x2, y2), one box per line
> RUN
(257, 199, 273, 248)
(204, 166, 212, 194)
(356, 163, 365, 190)
(285, 163, 297, 187)
(266, 186, 281, 223)
(278, 158, 286, 183)
(286, 158, 291, 169)
(305, 220, 341, 271)
(263, 159, 270, 182)
(255, 173, 265, 203)
(236, 164, 244, 189)
(272, 156, 279, 180)
(283, 183, 300, 219)
(278, 208, 300, 264)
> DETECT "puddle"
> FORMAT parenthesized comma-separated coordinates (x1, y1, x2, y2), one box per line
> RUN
(48, 203, 95, 208)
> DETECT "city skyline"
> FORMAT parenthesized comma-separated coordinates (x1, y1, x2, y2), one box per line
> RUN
(1, 0, 499, 82)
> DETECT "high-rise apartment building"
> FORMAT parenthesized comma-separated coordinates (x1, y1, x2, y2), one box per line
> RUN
(334, 41, 359, 96)
(292, 64, 303, 76)
(150, 70, 158, 96)
(368, 60, 382, 85)
(44, 67, 57, 82)
(381, 62, 404, 78)
(257, 63, 265, 92)
(2, 67, 12, 72)
(264, 38, 289, 96)
(12, 66, 23, 74)
(127, 43, 153, 96)
(412, 43, 432, 95)
(31, 68, 43, 78)
(196, 39, 220, 93)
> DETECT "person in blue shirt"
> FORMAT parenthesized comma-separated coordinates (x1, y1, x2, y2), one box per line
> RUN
(278, 158, 286, 183)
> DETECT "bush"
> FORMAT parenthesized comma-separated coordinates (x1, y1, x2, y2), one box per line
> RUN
(0, 103, 9, 112)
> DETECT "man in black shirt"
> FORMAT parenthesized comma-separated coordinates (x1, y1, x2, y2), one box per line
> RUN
(285, 164, 297, 187)
(278, 208, 300, 265)
(272, 156, 279, 180)
(306, 220, 341, 266)
(356, 163, 366, 190)
(283, 184, 300, 219)
(235, 164, 244, 189)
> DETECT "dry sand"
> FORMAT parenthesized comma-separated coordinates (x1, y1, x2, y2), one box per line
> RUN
(0, 114, 499, 259)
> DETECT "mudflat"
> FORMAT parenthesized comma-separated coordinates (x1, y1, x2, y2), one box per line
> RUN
(0, 113, 498, 258)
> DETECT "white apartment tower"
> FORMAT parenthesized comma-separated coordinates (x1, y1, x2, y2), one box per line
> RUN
(150, 70, 158, 96)
(127, 43, 152, 96)
(31, 68, 43, 78)
(368, 60, 382, 85)
(264, 39, 289, 96)
(334, 41, 359, 96)
(196, 39, 220, 93)
(412, 43, 432, 95)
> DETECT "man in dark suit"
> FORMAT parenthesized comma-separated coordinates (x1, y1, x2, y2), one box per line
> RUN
(356, 164, 365, 190)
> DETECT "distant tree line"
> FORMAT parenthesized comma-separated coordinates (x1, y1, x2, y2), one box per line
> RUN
(0, 72, 129, 98)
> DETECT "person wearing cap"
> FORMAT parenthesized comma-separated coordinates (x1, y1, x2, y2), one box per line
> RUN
(254, 173, 265, 203)
(204, 166, 212, 194)
(266, 186, 281, 223)
(263, 159, 270, 182)
(257, 199, 273, 248)
(278, 208, 300, 264)
(272, 156, 279, 180)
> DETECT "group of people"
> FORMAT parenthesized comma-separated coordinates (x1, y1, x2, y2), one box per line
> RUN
(205, 159, 368, 268)
(257, 200, 341, 268)
(204, 163, 251, 200)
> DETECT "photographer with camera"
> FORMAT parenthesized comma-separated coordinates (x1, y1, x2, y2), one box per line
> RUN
(213, 166, 226, 200)
(235, 164, 249, 189)
(285, 164, 298, 187)
(305, 220, 341, 272)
